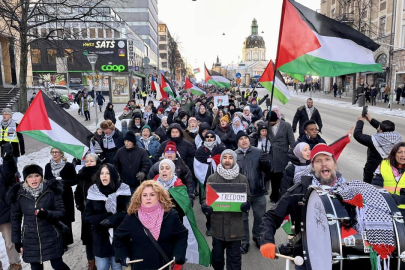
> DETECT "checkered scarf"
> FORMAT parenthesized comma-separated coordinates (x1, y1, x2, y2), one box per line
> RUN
(334, 180, 395, 261)
(371, 132, 402, 159)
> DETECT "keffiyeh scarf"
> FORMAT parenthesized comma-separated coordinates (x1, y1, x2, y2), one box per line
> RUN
(157, 175, 177, 190)
(371, 132, 402, 159)
(140, 136, 152, 151)
(143, 111, 152, 121)
(334, 180, 395, 268)
(138, 202, 164, 241)
(293, 164, 311, 184)
(204, 141, 217, 151)
(311, 173, 346, 187)
(217, 163, 240, 180)
(103, 130, 116, 149)
(50, 159, 66, 177)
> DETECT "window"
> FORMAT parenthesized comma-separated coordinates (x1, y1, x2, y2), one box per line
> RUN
(90, 28, 96, 38)
(332, 0, 335, 4)
(162, 62, 167, 68)
(33, 28, 38, 38)
(379, 16, 386, 36)
(64, 49, 74, 64)
(106, 28, 112, 38)
(159, 44, 166, 50)
(160, 53, 167, 59)
(159, 35, 166, 41)
(57, 29, 63, 38)
(47, 49, 57, 64)
(81, 28, 87, 38)
(380, 2, 386, 11)
(41, 28, 47, 37)
(98, 28, 104, 38)
(31, 49, 41, 64)
(114, 30, 120, 38)
(64, 28, 71, 38)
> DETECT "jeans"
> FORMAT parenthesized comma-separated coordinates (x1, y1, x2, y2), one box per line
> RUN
(402, 97, 405, 105)
(242, 195, 266, 244)
(0, 223, 21, 264)
(371, 96, 376, 106)
(95, 256, 122, 270)
(99, 105, 103, 112)
(30, 257, 69, 270)
(211, 238, 241, 270)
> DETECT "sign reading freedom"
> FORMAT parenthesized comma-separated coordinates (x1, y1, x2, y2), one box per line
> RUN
(206, 183, 247, 212)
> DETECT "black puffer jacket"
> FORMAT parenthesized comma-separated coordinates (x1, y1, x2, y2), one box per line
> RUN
(7, 179, 64, 263)
(196, 112, 213, 127)
(104, 102, 116, 124)
(0, 155, 18, 225)
(214, 125, 237, 150)
(292, 106, 323, 135)
(74, 165, 101, 245)
(155, 125, 168, 142)
(100, 128, 124, 164)
(235, 146, 268, 196)
(144, 113, 161, 132)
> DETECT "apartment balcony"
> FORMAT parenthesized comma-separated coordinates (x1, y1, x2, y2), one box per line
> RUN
(335, 13, 354, 25)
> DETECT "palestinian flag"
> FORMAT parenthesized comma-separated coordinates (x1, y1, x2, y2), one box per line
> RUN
(281, 215, 293, 235)
(16, 91, 93, 159)
(275, 0, 382, 77)
(185, 77, 205, 96)
(160, 73, 178, 99)
(259, 60, 291, 105)
(166, 179, 211, 267)
(206, 183, 247, 212)
(204, 64, 230, 88)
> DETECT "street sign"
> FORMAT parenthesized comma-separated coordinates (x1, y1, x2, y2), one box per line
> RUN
(236, 78, 241, 84)
(236, 72, 241, 78)
(206, 183, 247, 212)
(135, 66, 140, 71)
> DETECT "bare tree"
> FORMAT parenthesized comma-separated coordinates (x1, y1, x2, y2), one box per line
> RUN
(0, 0, 113, 112)
(167, 33, 183, 82)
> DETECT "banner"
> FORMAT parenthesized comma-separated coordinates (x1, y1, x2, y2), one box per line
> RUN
(213, 95, 229, 107)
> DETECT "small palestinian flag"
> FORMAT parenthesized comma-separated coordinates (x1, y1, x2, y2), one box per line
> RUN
(206, 183, 247, 212)
(160, 73, 178, 99)
(259, 60, 291, 105)
(281, 215, 292, 235)
(17, 91, 93, 159)
(185, 77, 205, 96)
(275, 0, 382, 77)
(204, 64, 230, 88)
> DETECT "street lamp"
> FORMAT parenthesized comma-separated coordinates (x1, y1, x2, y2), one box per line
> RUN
(86, 54, 99, 125)
(391, 63, 397, 111)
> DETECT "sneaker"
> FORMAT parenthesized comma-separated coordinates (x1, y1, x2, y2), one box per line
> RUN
(253, 237, 261, 249)
(7, 264, 22, 270)
(240, 243, 250, 254)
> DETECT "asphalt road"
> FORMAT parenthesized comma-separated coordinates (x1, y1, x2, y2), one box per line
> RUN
(17, 88, 405, 270)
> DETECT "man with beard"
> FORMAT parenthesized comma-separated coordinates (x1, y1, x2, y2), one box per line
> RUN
(292, 98, 323, 136)
(194, 130, 226, 235)
(201, 150, 250, 270)
(260, 144, 346, 269)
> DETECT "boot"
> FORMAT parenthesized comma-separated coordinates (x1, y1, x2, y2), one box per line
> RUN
(7, 264, 22, 270)
(87, 260, 97, 270)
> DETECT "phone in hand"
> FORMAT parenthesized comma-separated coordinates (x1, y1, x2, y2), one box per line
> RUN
(362, 106, 368, 118)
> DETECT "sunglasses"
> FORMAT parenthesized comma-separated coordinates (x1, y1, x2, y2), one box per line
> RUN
(165, 150, 175, 154)
(205, 135, 215, 139)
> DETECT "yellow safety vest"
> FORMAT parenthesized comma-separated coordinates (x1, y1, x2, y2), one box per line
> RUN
(141, 91, 147, 97)
(0, 126, 19, 143)
(381, 160, 405, 209)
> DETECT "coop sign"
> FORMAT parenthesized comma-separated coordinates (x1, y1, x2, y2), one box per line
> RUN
(101, 65, 126, 72)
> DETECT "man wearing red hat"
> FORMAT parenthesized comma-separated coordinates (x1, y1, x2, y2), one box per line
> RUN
(259, 144, 346, 269)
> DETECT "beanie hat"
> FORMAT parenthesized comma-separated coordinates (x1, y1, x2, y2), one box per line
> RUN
(204, 130, 216, 139)
(158, 108, 164, 114)
(178, 111, 188, 120)
(220, 115, 230, 124)
(243, 106, 250, 111)
(188, 117, 197, 123)
(250, 97, 257, 103)
(220, 149, 237, 164)
(133, 112, 142, 120)
(257, 123, 267, 132)
(141, 125, 151, 133)
(159, 159, 175, 177)
(310, 143, 335, 162)
(123, 131, 137, 144)
(164, 141, 177, 153)
(2, 108, 12, 115)
(23, 164, 43, 181)
(269, 111, 279, 122)
(236, 130, 248, 142)
(123, 107, 130, 111)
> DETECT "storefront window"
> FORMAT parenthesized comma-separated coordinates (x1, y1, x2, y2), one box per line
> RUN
(31, 49, 41, 64)
(47, 49, 57, 64)
(90, 28, 96, 38)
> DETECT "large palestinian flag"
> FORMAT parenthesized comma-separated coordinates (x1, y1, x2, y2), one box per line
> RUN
(259, 60, 291, 105)
(204, 64, 230, 88)
(160, 73, 178, 99)
(275, 0, 382, 77)
(17, 91, 93, 159)
(185, 77, 205, 96)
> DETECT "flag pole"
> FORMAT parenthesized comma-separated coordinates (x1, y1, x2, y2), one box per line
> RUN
(270, 0, 288, 109)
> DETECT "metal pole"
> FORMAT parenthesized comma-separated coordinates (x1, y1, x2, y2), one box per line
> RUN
(391, 70, 396, 111)
(93, 65, 99, 126)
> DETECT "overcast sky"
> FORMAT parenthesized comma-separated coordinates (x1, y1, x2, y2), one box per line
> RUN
(158, 0, 321, 80)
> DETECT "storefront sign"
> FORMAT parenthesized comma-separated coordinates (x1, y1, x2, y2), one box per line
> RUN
(101, 65, 126, 72)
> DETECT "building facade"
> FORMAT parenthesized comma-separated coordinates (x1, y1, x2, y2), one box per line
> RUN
(158, 22, 170, 74)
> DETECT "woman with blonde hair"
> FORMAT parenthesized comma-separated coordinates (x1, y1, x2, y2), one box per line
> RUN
(114, 180, 188, 269)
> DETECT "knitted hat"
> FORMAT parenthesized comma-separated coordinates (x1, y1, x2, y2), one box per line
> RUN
(2, 108, 12, 115)
(23, 164, 43, 181)
(123, 107, 130, 111)
(141, 125, 151, 133)
(204, 130, 216, 140)
(250, 97, 257, 103)
(236, 130, 248, 142)
(257, 123, 267, 132)
(158, 108, 164, 114)
(123, 131, 137, 144)
(220, 149, 237, 164)
(220, 115, 230, 124)
(164, 141, 177, 153)
(269, 111, 279, 122)
(243, 106, 250, 111)
(310, 143, 335, 162)
(188, 117, 197, 123)
(159, 159, 175, 177)
(133, 112, 142, 120)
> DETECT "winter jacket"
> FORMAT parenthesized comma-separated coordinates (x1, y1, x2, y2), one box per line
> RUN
(0, 123, 25, 158)
(118, 112, 132, 121)
(167, 111, 188, 130)
(202, 172, 250, 241)
(267, 121, 295, 173)
(104, 102, 116, 124)
(214, 125, 237, 150)
(292, 133, 326, 150)
(113, 146, 151, 192)
(249, 103, 263, 118)
(83, 184, 131, 258)
(235, 146, 268, 196)
(100, 128, 124, 164)
(195, 112, 213, 127)
(155, 123, 196, 171)
(96, 94, 105, 105)
(114, 209, 188, 270)
(353, 119, 385, 183)
(44, 162, 77, 226)
(280, 152, 310, 197)
(74, 165, 101, 245)
(136, 134, 161, 164)
(144, 113, 161, 132)
(292, 106, 323, 136)
(7, 179, 65, 263)
(147, 157, 194, 197)
(0, 156, 18, 225)
(155, 126, 168, 143)
(128, 119, 146, 134)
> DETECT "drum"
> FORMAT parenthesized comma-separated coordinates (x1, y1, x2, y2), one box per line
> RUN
(301, 185, 405, 270)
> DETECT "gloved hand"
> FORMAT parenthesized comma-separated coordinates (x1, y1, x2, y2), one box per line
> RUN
(189, 197, 194, 208)
(116, 257, 128, 267)
(100, 219, 112, 228)
(260, 243, 276, 259)
(264, 94, 269, 99)
(2, 143, 13, 159)
(240, 202, 250, 212)
(221, 134, 228, 142)
(14, 242, 22, 253)
(136, 172, 146, 181)
(260, 152, 269, 164)
(392, 194, 405, 206)
(292, 128, 296, 133)
(201, 203, 213, 215)
(20, 150, 25, 156)
(175, 256, 185, 265)
(35, 209, 48, 220)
